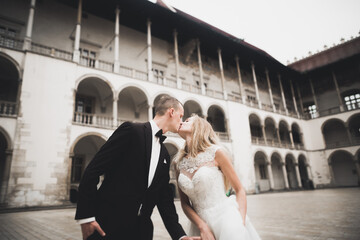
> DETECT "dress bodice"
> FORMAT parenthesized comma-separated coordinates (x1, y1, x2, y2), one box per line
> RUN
(177, 145, 228, 216)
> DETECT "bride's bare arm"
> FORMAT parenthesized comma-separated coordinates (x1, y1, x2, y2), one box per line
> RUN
(215, 149, 247, 225)
(176, 171, 215, 240)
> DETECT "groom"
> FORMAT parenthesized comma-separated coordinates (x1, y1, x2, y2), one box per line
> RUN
(75, 96, 197, 240)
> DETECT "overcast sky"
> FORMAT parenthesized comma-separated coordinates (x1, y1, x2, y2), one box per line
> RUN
(154, 0, 360, 65)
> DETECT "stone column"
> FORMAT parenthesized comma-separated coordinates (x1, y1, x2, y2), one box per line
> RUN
(196, 39, 205, 95)
(294, 162, 302, 188)
(278, 74, 288, 115)
(332, 71, 345, 112)
(173, 29, 181, 89)
(147, 19, 153, 82)
(289, 131, 295, 148)
(251, 62, 262, 109)
(265, 68, 276, 112)
(73, 0, 82, 63)
(276, 128, 281, 146)
(281, 162, 290, 189)
(217, 49, 227, 100)
(148, 104, 153, 121)
(309, 78, 319, 117)
(112, 96, 118, 127)
(235, 55, 246, 103)
(261, 125, 267, 145)
(266, 162, 274, 190)
(24, 0, 36, 50)
(296, 82, 304, 116)
(290, 80, 299, 118)
(306, 163, 313, 180)
(113, 7, 120, 73)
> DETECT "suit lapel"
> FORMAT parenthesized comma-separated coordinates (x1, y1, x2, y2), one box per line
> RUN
(144, 122, 152, 171)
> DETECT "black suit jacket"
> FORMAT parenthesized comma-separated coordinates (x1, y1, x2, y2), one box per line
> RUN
(75, 122, 186, 240)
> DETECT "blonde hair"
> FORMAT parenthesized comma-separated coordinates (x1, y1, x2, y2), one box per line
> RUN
(176, 114, 231, 191)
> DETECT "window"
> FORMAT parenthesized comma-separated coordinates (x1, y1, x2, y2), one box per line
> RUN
(153, 68, 164, 84)
(74, 95, 94, 124)
(344, 93, 360, 111)
(247, 95, 256, 102)
(259, 164, 267, 179)
(0, 25, 18, 48)
(71, 156, 84, 183)
(305, 104, 317, 119)
(79, 48, 96, 67)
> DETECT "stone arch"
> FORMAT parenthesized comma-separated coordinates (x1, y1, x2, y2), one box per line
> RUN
(183, 100, 203, 120)
(118, 86, 149, 122)
(69, 134, 107, 203)
(0, 53, 21, 116)
(75, 74, 115, 96)
(207, 105, 226, 132)
(347, 113, 360, 144)
(264, 117, 277, 144)
(249, 113, 262, 139)
(322, 118, 350, 148)
(279, 120, 291, 146)
(254, 151, 270, 192)
(285, 153, 298, 189)
(74, 76, 114, 128)
(291, 122, 303, 146)
(270, 152, 286, 190)
(298, 154, 311, 189)
(0, 127, 12, 203)
(329, 150, 358, 187)
(117, 83, 151, 103)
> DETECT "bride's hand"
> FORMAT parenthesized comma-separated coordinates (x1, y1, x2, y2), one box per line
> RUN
(199, 224, 215, 240)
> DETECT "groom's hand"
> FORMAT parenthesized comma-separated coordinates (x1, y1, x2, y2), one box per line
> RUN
(181, 237, 201, 240)
(81, 221, 106, 240)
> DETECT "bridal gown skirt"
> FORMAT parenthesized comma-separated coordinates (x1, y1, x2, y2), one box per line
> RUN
(187, 196, 262, 240)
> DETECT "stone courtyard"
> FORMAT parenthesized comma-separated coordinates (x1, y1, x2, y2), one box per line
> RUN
(0, 188, 359, 240)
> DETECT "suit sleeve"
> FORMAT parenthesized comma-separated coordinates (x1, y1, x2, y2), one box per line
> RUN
(157, 158, 186, 239)
(75, 121, 133, 220)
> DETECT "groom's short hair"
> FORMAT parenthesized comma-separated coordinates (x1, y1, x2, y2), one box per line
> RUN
(155, 96, 182, 116)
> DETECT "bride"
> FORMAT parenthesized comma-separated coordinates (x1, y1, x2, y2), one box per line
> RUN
(175, 115, 262, 240)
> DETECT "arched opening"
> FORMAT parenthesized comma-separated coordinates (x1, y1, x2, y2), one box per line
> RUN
(70, 135, 106, 203)
(0, 55, 20, 116)
(291, 123, 303, 148)
(271, 153, 285, 190)
(74, 77, 114, 128)
(330, 150, 358, 187)
(207, 105, 226, 132)
(164, 143, 179, 198)
(153, 94, 171, 117)
(322, 119, 350, 148)
(254, 151, 270, 192)
(285, 154, 298, 189)
(183, 100, 203, 120)
(0, 131, 10, 203)
(249, 114, 262, 143)
(298, 154, 311, 189)
(264, 117, 277, 145)
(118, 87, 149, 125)
(279, 121, 291, 147)
(348, 114, 360, 144)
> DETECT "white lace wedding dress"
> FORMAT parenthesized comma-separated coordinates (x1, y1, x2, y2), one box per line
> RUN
(177, 145, 261, 240)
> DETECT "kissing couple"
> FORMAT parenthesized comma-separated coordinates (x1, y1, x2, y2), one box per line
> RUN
(75, 96, 261, 240)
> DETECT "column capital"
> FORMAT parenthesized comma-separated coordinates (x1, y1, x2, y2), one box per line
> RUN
(266, 161, 271, 166)
(113, 96, 119, 101)
(147, 18, 151, 25)
(265, 68, 269, 75)
(251, 61, 255, 68)
(173, 28, 178, 36)
(217, 48, 222, 54)
(234, 55, 239, 62)
(115, 6, 120, 14)
(5, 149, 13, 155)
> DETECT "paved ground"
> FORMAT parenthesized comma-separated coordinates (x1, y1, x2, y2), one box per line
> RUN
(0, 188, 359, 240)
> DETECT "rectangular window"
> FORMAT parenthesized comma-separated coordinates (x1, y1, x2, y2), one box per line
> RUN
(0, 25, 18, 48)
(304, 104, 317, 119)
(344, 93, 360, 111)
(79, 48, 96, 68)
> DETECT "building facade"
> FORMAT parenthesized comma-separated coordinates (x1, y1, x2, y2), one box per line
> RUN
(0, 0, 359, 208)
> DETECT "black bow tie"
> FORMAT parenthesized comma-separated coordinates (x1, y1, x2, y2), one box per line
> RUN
(155, 129, 167, 144)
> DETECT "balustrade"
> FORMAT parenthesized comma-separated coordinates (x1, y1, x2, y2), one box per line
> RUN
(0, 101, 17, 116)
